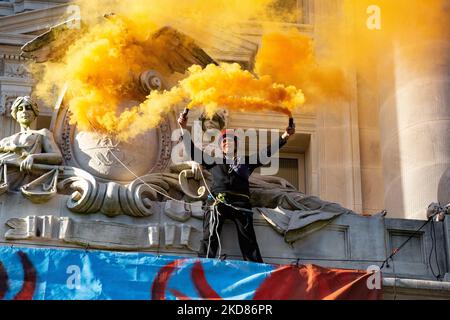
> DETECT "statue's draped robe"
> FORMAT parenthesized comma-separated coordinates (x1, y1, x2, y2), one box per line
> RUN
(0, 131, 43, 190)
(249, 174, 354, 243)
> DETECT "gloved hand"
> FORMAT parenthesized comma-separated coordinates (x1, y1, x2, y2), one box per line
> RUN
(177, 112, 188, 129)
(282, 126, 296, 140)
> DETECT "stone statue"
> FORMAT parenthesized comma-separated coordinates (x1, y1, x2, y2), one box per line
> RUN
(0, 96, 63, 190)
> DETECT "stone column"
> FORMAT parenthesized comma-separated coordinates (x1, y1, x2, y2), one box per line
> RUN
(379, 40, 450, 219)
(313, 0, 363, 212)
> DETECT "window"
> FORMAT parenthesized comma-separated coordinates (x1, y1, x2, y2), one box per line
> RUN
(255, 154, 306, 193)
(277, 157, 300, 189)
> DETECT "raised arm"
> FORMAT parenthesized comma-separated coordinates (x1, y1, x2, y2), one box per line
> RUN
(251, 124, 296, 168)
(177, 112, 218, 169)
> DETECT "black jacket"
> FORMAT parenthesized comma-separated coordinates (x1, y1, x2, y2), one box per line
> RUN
(182, 133, 287, 197)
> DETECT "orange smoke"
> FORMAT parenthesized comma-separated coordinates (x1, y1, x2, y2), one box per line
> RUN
(256, 29, 349, 104)
(30, 0, 365, 141)
(111, 62, 304, 140)
(180, 63, 304, 117)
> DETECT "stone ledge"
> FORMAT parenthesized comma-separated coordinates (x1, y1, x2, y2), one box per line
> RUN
(383, 277, 450, 300)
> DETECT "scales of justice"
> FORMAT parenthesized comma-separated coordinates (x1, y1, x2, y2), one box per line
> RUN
(0, 21, 353, 258)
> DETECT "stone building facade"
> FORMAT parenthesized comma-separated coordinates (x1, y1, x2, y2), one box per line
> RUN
(1, 0, 447, 220)
(0, 0, 449, 300)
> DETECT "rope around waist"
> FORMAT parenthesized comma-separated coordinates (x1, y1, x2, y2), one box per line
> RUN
(211, 191, 249, 201)
(208, 192, 253, 214)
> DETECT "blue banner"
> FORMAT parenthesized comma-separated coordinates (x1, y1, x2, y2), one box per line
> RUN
(0, 246, 275, 300)
(0, 245, 380, 300)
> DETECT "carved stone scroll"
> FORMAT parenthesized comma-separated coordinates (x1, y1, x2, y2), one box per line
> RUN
(56, 168, 168, 217)
(178, 169, 207, 200)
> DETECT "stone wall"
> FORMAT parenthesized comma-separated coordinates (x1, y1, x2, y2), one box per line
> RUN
(1, 191, 449, 283)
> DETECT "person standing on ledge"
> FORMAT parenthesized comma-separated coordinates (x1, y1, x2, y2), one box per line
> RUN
(178, 112, 295, 263)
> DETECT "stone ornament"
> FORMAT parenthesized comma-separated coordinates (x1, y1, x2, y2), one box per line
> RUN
(5, 215, 201, 251)
(53, 106, 174, 182)
(21, 168, 59, 203)
(178, 169, 207, 200)
(0, 94, 21, 116)
(164, 200, 204, 222)
(56, 170, 182, 217)
(4, 62, 29, 78)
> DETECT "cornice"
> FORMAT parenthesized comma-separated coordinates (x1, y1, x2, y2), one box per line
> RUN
(0, 3, 69, 34)
(0, 32, 35, 45)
